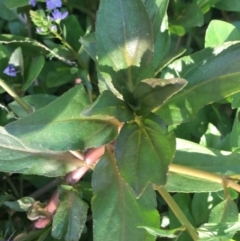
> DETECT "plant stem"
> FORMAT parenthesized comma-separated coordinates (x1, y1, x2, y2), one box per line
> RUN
(169, 164, 240, 193)
(54, 32, 86, 69)
(155, 185, 199, 241)
(0, 78, 32, 113)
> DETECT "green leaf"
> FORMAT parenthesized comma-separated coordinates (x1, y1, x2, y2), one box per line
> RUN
(168, 193, 195, 241)
(9, 47, 24, 75)
(5, 85, 118, 151)
(134, 78, 187, 116)
(0, 2, 16, 20)
(8, 94, 57, 118)
(80, 33, 97, 62)
(156, 41, 240, 125)
(62, 15, 84, 52)
(96, 0, 154, 92)
(209, 197, 238, 223)
(170, 2, 203, 29)
(0, 34, 75, 65)
(92, 147, 159, 241)
(115, 114, 175, 196)
(214, 0, 240, 11)
(138, 225, 185, 238)
(141, 0, 170, 72)
(52, 188, 88, 241)
(81, 90, 134, 122)
(166, 172, 223, 193)
(45, 62, 77, 88)
(191, 193, 221, 226)
(196, 0, 221, 14)
(200, 123, 221, 149)
(230, 109, 240, 150)
(5, 0, 29, 8)
(4, 197, 35, 212)
(205, 20, 240, 48)
(141, 0, 168, 39)
(198, 222, 240, 240)
(0, 127, 84, 176)
(166, 138, 240, 192)
(22, 55, 45, 91)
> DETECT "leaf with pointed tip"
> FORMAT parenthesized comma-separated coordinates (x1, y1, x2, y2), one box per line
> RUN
(156, 41, 240, 125)
(0, 127, 84, 176)
(96, 0, 154, 92)
(5, 85, 119, 151)
(81, 90, 134, 122)
(115, 114, 175, 196)
(52, 188, 88, 241)
(92, 147, 159, 241)
(134, 78, 187, 116)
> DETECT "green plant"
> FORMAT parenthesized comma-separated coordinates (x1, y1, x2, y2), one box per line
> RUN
(1, 0, 240, 241)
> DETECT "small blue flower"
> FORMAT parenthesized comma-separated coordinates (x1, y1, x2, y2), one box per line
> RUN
(29, 0, 36, 7)
(3, 64, 18, 77)
(46, 0, 62, 10)
(51, 9, 68, 22)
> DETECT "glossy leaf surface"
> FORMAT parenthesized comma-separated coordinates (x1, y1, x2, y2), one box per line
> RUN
(115, 115, 175, 196)
(5, 85, 118, 151)
(156, 42, 240, 125)
(92, 147, 159, 241)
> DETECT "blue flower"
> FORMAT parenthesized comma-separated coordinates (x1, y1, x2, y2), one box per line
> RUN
(29, 0, 36, 7)
(51, 9, 68, 22)
(3, 64, 18, 77)
(46, 0, 62, 10)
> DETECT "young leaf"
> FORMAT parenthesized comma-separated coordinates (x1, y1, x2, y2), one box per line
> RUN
(81, 90, 134, 122)
(0, 127, 84, 176)
(115, 114, 175, 196)
(5, 85, 119, 151)
(96, 0, 154, 92)
(92, 147, 159, 241)
(156, 41, 240, 125)
(52, 188, 88, 241)
(205, 20, 240, 48)
(134, 78, 187, 116)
